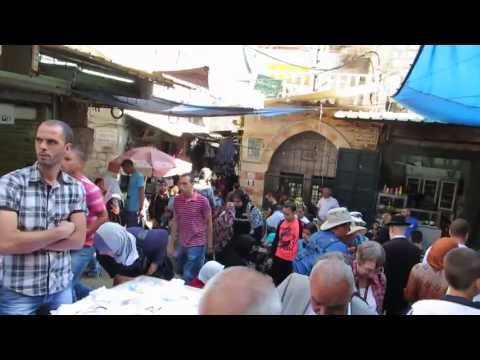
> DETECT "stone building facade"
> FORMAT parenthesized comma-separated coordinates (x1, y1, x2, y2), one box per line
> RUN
(84, 108, 129, 179)
(240, 110, 382, 206)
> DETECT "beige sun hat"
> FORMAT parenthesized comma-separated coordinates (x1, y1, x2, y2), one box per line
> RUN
(347, 224, 367, 236)
(320, 207, 353, 231)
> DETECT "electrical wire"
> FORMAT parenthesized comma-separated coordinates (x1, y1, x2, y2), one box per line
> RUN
(244, 46, 382, 73)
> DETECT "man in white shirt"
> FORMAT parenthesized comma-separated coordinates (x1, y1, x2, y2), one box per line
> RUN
(317, 187, 339, 223)
(423, 218, 469, 265)
(409, 247, 480, 315)
(103, 172, 122, 203)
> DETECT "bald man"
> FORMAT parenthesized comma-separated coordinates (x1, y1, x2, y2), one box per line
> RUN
(308, 258, 355, 315)
(198, 266, 282, 315)
(277, 252, 377, 315)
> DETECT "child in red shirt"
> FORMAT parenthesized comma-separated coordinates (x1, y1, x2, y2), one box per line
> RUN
(269, 202, 303, 286)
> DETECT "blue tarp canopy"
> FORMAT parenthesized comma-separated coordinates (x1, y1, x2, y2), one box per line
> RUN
(73, 90, 315, 118)
(394, 45, 480, 127)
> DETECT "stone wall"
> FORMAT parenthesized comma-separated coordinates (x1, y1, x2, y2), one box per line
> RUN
(240, 110, 381, 206)
(84, 108, 128, 179)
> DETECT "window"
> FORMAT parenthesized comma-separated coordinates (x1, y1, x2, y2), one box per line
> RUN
(247, 138, 263, 161)
(288, 182, 303, 198)
(311, 184, 322, 205)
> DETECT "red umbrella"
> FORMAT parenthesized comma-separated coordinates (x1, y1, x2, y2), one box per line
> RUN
(108, 146, 178, 177)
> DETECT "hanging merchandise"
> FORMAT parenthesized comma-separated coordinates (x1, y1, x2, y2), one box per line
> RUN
(215, 138, 236, 166)
(214, 137, 238, 180)
(205, 144, 216, 159)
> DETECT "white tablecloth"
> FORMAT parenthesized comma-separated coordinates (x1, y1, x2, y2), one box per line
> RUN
(52, 276, 203, 315)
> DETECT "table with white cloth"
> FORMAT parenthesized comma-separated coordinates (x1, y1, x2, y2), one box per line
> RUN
(52, 276, 203, 315)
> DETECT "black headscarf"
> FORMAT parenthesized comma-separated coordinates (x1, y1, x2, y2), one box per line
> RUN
(231, 190, 253, 236)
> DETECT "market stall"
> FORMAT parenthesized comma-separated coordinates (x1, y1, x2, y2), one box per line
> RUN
(53, 276, 203, 315)
(376, 160, 464, 245)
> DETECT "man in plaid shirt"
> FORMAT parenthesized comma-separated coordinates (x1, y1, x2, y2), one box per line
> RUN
(0, 120, 87, 315)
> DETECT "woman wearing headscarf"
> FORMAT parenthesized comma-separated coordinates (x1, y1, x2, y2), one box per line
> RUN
(404, 237, 459, 304)
(211, 190, 265, 268)
(94, 222, 172, 285)
(229, 190, 264, 242)
(190, 261, 225, 288)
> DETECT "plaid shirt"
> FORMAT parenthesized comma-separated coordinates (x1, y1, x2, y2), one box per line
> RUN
(0, 163, 87, 296)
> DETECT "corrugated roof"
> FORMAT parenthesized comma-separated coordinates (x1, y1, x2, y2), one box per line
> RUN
(40, 45, 174, 87)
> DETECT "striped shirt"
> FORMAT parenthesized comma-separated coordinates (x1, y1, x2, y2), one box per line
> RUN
(0, 163, 87, 296)
(76, 175, 107, 247)
(173, 192, 211, 247)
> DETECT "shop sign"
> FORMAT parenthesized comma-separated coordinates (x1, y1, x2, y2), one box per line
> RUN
(0, 104, 15, 125)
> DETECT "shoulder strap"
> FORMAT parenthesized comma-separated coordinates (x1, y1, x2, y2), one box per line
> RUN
(298, 219, 303, 238)
(280, 274, 293, 303)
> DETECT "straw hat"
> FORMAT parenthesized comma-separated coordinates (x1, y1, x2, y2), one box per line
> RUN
(347, 224, 367, 236)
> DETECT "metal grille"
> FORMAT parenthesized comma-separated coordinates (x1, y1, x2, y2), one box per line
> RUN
(288, 181, 303, 198)
(311, 184, 322, 205)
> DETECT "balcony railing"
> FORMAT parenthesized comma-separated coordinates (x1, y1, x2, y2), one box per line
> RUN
(278, 71, 382, 108)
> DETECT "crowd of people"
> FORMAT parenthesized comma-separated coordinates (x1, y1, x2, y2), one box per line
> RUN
(1, 119, 480, 315)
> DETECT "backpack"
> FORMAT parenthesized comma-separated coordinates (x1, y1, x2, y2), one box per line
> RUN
(292, 232, 343, 275)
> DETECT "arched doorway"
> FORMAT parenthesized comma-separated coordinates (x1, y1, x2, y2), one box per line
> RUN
(264, 131, 338, 206)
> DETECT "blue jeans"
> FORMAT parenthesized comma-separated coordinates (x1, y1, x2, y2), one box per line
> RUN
(70, 246, 95, 302)
(0, 286, 73, 315)
(176, 245, 206, 284)
(85, 253, 101, 277)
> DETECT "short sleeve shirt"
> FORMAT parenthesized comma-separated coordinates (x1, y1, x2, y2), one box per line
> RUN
(77, 175, 107, 247)
(126, 172, 145, 212)
(317, 197, 340, 222)
(173, 192, 211, 247)
(0, 163, 87, 296)
(275, 220, 301, 262)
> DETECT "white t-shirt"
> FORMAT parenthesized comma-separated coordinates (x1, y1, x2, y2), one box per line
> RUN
(422, 243, 467, 265)
(408, 299, 480, 315)
(103, 173, 122, 203)
(359, 287, 377, 314)
(317, 197, 340, 222)
(266, 210, 285, 230)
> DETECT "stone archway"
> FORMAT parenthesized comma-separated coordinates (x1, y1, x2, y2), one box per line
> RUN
(261, 118, 351, 165)
(264, 130, 340, 206)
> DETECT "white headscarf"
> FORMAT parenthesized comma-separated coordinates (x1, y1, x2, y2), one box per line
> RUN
(95, 222, 139, 266)
(198, 261, 225, 284)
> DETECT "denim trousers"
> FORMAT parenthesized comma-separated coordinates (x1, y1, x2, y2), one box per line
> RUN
(0, 286, 73, 315)
(176, 245, 206, 285)
(70, 246, 95, 302)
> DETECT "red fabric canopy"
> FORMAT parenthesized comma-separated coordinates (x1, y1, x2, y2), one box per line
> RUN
(158, 66, 209, 89)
